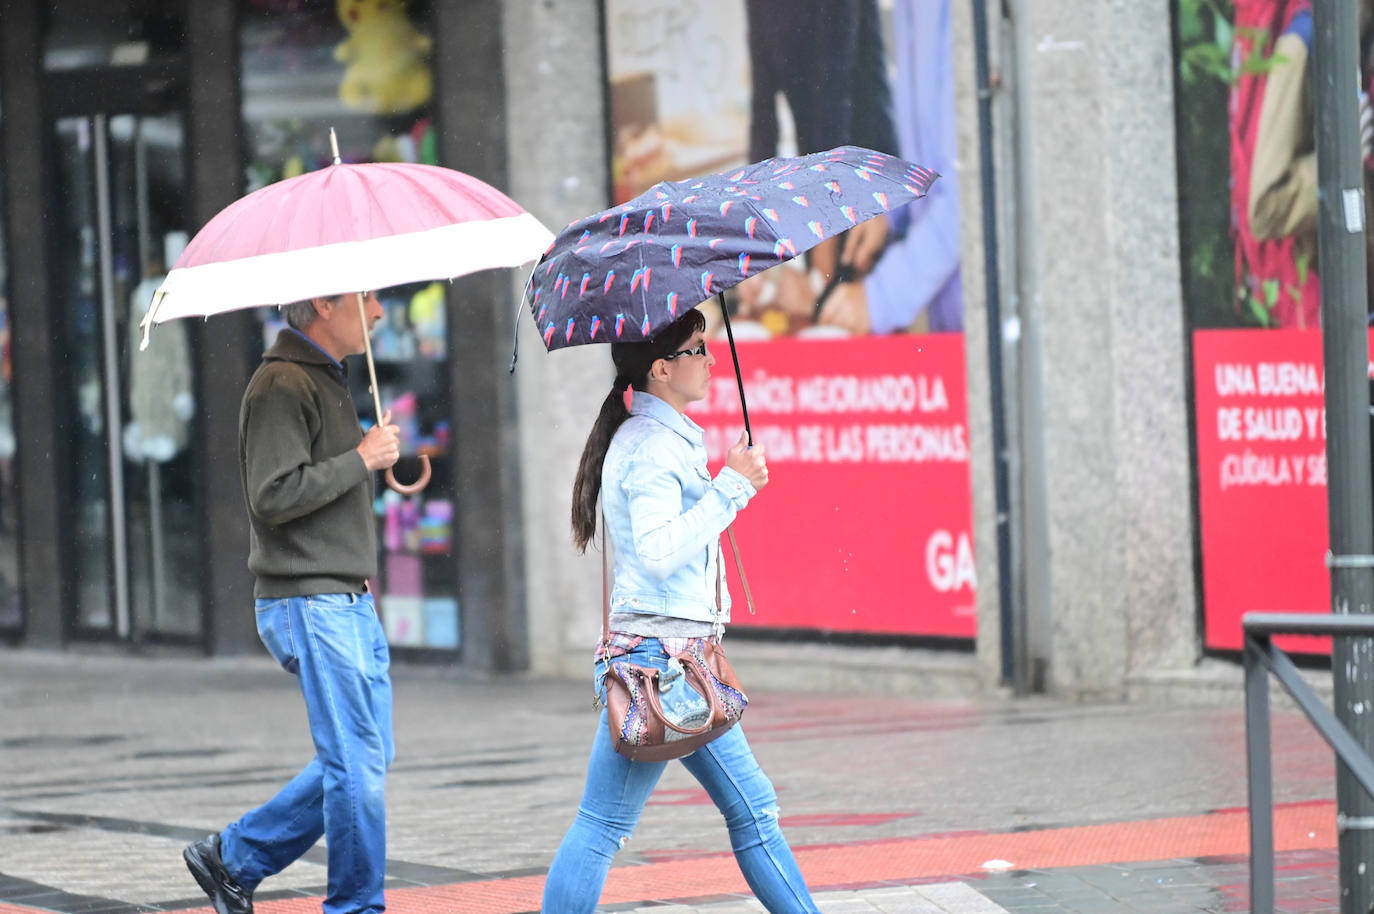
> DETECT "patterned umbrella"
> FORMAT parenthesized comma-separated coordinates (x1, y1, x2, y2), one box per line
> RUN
(520, 145, 937, 439)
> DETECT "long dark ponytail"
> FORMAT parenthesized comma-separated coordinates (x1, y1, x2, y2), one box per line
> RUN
(571, 308, 706, 552)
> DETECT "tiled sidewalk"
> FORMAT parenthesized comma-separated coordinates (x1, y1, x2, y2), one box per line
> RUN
(0, 649, 1350, 914)
(0, 815, 1342, 914)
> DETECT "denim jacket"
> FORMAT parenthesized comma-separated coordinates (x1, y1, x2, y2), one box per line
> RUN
(602, 392, 756, 624)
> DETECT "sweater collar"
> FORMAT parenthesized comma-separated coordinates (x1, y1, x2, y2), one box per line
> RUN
(262, 328, 348, 384)
(264, 328, 348, 382)
(630, 391, 703, 446)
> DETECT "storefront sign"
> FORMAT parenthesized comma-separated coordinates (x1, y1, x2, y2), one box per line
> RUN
(1191, 328, 1362, 653)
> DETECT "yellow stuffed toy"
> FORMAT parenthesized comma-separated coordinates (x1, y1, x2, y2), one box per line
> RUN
(334, 0, 433, 115)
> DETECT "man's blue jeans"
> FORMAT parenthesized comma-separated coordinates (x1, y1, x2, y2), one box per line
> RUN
(541, 639, 819, 914)
(219, 593, 394, 914)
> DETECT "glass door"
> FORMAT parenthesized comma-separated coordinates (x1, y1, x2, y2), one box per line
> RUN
(51, 112, 202, 642)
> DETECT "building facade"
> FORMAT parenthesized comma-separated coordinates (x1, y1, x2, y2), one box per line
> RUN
(1, 0, 1250, 702)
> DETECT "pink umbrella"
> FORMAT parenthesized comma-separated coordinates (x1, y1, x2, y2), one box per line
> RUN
(140, 130, 554, 493)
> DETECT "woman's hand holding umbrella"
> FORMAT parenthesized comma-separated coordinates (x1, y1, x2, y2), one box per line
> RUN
(725, 430, 769, 492)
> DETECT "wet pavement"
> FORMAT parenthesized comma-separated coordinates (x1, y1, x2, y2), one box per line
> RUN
(0, 648, 1348, 913)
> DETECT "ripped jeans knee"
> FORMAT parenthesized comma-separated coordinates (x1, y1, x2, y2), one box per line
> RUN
(720, 786, 785, 852)
(572, 807, 638, 862)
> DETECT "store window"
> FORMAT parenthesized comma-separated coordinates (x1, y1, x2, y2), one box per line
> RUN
(51, 113, 200, 641)
(0, 91, 21, 635)
(1172, 0, 1336, 654)
(601, 0, 976, 638)
(239, 0, 458, 653)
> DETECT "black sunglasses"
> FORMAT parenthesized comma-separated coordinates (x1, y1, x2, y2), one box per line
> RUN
(662, 342, 708, 361)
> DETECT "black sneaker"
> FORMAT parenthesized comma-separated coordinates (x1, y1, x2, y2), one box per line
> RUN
(183, 834, 254, 914)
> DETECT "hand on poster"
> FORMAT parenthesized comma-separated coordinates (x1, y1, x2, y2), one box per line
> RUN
(810, 216, 895, 335)
(728, 220, 893, 340)
(733, 266, 825, 337)
(815, 281, 872, 336)
(839, 215, 891, 274)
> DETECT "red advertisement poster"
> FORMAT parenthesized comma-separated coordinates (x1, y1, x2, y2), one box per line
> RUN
(1173, 2, 1374, 653)
(1191, 328, 1360, 653)
(688, 334, 975, 637)
(604, 0, 974, 638)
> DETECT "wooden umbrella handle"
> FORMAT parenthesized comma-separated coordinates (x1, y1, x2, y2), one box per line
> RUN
(385, 455, 432, 496)
(356, 292, 432, 496)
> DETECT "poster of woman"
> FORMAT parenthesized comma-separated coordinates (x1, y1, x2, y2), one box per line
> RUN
(602, 0, 976, 638)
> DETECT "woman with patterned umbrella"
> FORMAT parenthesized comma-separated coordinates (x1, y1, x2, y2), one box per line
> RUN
(531, 146, 935, 914)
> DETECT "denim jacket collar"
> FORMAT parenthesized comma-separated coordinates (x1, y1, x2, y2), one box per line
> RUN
(629, 391, 703, 448)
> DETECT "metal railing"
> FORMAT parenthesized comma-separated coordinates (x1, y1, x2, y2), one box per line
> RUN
(1244, 612, 1374, 913)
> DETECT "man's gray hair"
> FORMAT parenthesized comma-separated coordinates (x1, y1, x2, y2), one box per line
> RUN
(282, 299, 321, 330)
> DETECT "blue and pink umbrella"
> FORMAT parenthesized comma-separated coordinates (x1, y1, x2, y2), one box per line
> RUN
(519, 145, 937, 439)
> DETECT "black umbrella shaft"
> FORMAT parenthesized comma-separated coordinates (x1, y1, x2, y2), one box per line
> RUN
(717, 293, 752, 447)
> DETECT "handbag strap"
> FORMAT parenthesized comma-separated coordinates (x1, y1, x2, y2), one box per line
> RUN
(601, 510, 611, 645)
(600, 512, 757, 650)
(724, 527, 755, 615)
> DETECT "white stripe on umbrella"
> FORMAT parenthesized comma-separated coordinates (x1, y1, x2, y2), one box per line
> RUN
(141, 211, 552, 348)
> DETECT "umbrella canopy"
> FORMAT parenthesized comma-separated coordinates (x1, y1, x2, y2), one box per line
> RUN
(141, 133, 554, 494)
(524, 145, 935, 351)
(141, 158, 553, 349)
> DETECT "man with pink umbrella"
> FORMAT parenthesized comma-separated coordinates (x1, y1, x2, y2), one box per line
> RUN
(184, 289, 401, 914)
(154, 132, 553, 914)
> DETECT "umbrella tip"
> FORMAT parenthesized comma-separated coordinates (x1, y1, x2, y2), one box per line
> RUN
(329, 127, 341, 165)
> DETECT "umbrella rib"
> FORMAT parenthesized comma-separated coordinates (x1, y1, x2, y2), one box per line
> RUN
(390, 162, 510, 222)
(214, 177, 310, 261)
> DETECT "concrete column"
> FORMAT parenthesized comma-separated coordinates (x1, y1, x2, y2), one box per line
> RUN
(433, 0, 540, 673)
(0, 0, 67, 647)
(185, 0, 259, 655)
(1101, 0, 1198, 681)
(502, 0, 611, 677)
(1015, 0, 1197, 696)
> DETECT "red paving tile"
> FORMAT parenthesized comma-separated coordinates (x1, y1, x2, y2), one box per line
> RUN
(0, 905, 45, 914)
(8, 802, 1342, 914)
(779, 812, 918, 827)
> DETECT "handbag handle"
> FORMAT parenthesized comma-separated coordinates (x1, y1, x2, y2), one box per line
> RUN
(643, 656, 723, 735)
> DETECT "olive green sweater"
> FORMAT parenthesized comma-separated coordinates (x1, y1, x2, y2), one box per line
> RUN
(239, 329, 375, 598)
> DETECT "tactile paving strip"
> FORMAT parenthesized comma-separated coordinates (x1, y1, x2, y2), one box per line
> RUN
(1, 802, 1340, 914)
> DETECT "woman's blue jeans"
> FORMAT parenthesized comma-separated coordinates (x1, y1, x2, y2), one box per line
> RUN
(219, 593, 394, 914)
(542, 640, 819, 913)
